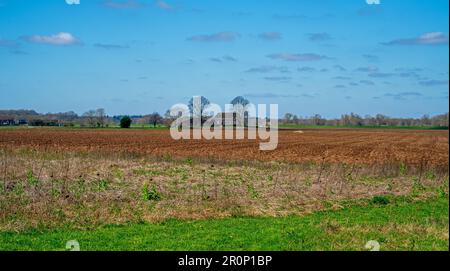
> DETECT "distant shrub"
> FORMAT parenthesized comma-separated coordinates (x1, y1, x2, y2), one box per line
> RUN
(120, 116, 132, 128)
(247, 184, 259, 199)
(142, 184, 161, 201)
(185, 157, 193, 166)
(26, 170, 39, 186)
(399, 163, 407, 176)
(371, 195, 390, 205)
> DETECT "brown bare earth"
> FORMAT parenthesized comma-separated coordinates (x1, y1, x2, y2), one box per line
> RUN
(0, 128, 448, 167)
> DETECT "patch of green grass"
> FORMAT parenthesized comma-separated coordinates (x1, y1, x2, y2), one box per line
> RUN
(26, 170, 39, 186)
(141, 184, 162, 201)
(0, 196, 447, 251)
(370, 195, 390, 205)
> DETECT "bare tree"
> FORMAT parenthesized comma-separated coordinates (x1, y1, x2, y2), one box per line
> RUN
(148, 112, 163, 128)
(283, 113, 294, 124)
(82, 110, 97, 128)
(82, 108, 106, 128)
(96, 108, 106, 128)
(188, 96, 210, 125)
(230, 96, 251, 127)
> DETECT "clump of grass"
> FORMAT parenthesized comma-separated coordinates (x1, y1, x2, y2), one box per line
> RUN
(141, 184, 162, 201)
(370, 195, 390, 205)
(111, 167, 124, 179)
(26, 170, 39, 186)
(247, 184, 259, 199)
(97, 179, 109, 191)
(399, 163, 407, 176)
(185, 157, 194, 166)
(411, 176, 425, 195)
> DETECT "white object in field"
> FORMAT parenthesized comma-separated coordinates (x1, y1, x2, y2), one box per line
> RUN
(365, 240, 380, 251)
(294, 130, 304, 134)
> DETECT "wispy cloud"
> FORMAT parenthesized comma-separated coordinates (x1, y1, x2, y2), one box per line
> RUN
(368, 72, 396, 78)
(383, 32, 449, 46)
(23, 32, 81, 46)
(362, 54, 379, 62)
(333, 76, 351, 80)
(267, 53, 330, 62)
(307, 33, 331, 42)
(258, 32, 282, 41)
(104, 0, 145, 9)
(223, 55, 237, 62)
(245, 65, 289, 73)
(187, 32, 241, 42)
(155, 0, 173, 10)
(418, 80, 449, 86)
(244, 92, 313, 98)
(355, 66, 378, 72)
(264, 76, 292, 82)
(395, 67, 424, 73)
(94, 43, 129, 49)
(103, 0, 144, 9)
(360, 80, 375, 86)
(333, 65, 347, 72)
(383, 92, 423, 100)
(272, 13, 333, 20)
(210, 56, 238, 63)
(297, 66, 316, 72)
(209, 57, 223, 63)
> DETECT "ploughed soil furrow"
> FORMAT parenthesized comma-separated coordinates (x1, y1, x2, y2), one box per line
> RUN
(0, 128, 448, 167)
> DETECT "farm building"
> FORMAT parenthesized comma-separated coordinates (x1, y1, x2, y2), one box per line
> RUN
(0, 119, 15, 126)
(17, 119, 28, 125)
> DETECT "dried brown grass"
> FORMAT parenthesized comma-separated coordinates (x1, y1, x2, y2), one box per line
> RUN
(0, 148, 448, 232)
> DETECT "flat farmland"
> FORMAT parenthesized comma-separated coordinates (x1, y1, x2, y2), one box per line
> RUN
(1, 127, 449, 250)
(0, 128, 448, 167)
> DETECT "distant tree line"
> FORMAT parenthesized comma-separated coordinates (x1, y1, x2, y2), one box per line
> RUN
(281, 112, 449, 128)
(1, 98, 448, 128)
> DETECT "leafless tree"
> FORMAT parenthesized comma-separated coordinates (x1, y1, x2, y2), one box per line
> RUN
(147, 112, 163, 127)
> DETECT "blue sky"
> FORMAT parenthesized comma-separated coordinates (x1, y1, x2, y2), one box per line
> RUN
(0, 0, 448, 118)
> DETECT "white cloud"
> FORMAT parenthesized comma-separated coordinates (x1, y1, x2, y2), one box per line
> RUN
(25, 32, 80, 45)
(384, 32, 449, 45)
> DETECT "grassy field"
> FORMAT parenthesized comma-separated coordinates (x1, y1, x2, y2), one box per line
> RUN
(0, 128, 448, 251)
(0, 195, 447, 251)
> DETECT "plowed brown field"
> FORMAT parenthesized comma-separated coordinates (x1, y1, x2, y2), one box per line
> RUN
(0, 128, 448, 166)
